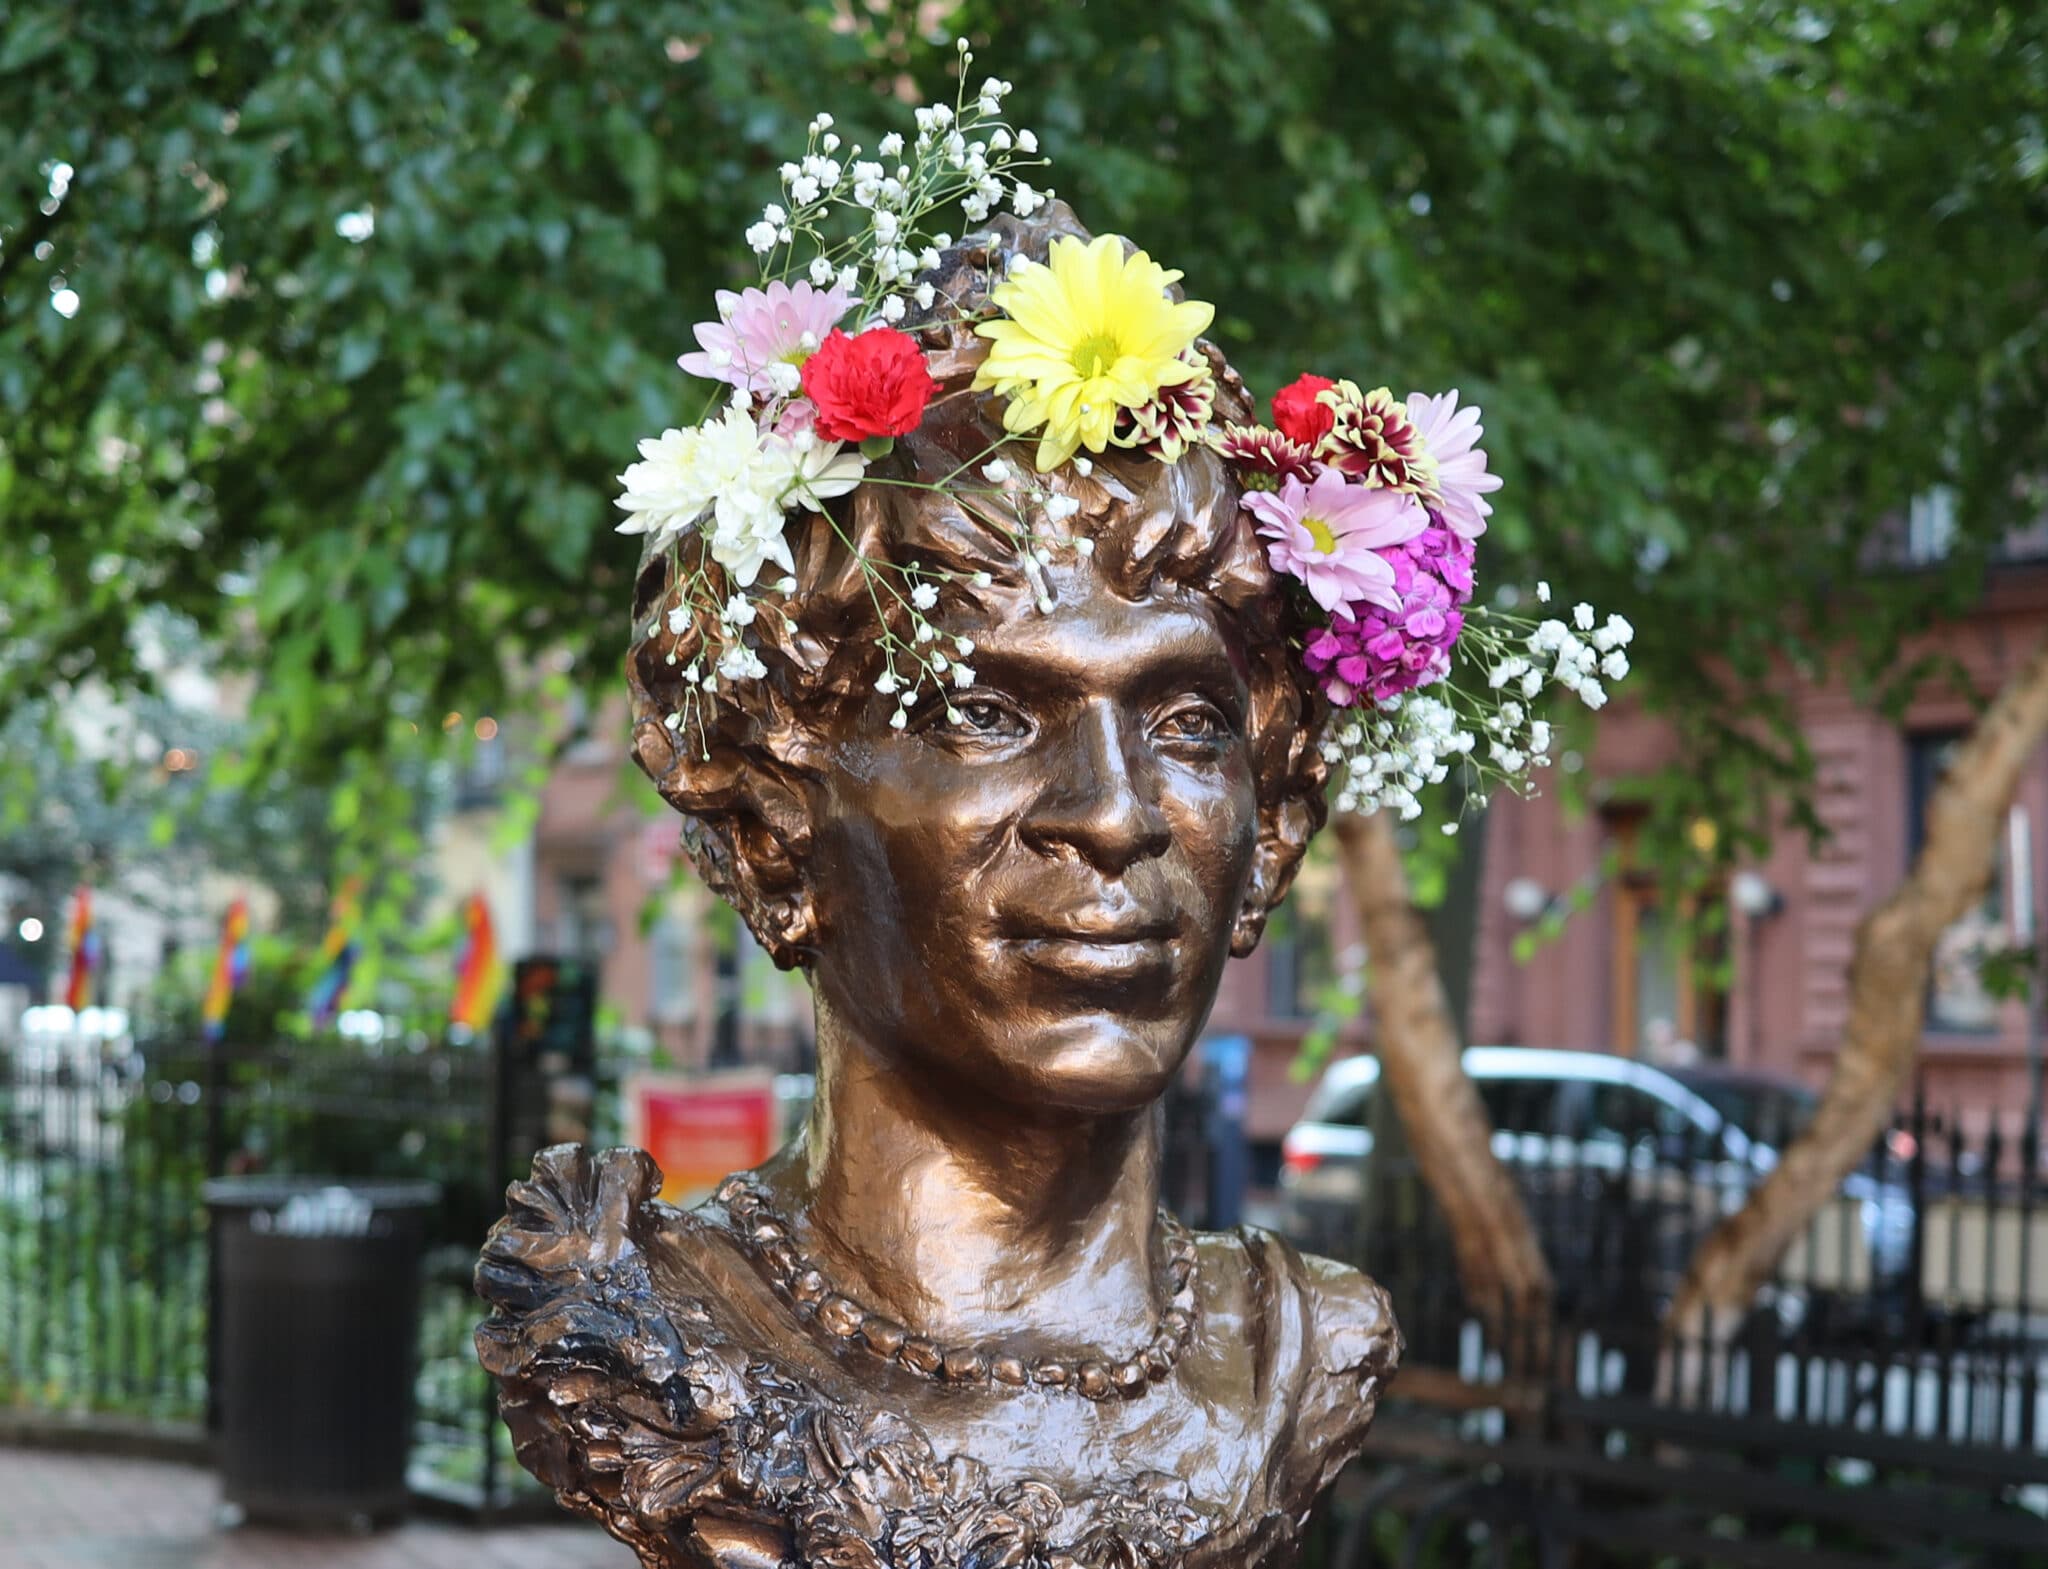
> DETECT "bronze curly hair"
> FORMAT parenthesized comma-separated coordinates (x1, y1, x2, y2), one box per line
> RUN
(625, 207, 1330, 969)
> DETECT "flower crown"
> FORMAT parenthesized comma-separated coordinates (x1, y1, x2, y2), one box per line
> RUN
(617, 47, 1629, 823)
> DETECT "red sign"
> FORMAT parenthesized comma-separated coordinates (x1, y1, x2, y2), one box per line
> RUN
(625, 1071, 781, 1206)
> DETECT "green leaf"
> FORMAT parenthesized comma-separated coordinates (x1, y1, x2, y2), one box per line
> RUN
(0, 12, 68, 74)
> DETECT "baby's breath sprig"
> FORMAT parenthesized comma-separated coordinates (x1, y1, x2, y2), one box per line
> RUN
(755, 41, 1052, 326)
(1321, 597, 1634, 824)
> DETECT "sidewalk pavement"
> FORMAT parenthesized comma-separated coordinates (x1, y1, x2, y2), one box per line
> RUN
(0, 1448, 634, 1569)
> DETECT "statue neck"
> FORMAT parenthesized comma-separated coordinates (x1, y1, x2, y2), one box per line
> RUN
(778, 999, 1170, 1349)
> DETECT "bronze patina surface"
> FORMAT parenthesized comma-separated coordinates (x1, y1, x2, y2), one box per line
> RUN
(476, 210, 1401, 1569)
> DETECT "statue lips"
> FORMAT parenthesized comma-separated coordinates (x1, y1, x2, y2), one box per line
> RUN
(997, 905, 1184, 987)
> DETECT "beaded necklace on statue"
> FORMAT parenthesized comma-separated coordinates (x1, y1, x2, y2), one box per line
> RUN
(713, 1174, 1200, 1402)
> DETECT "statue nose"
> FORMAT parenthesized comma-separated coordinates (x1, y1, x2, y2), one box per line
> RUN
(1020, 702, 1173, 875)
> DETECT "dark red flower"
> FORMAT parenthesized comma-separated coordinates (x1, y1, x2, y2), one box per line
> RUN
(1271, 373, 1337, 448)
(800, 327, 937, 443)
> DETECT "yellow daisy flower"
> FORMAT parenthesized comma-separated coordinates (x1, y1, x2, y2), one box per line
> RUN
(974, 234, 1215, 472)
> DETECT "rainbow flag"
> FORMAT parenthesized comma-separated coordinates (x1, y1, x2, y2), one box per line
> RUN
(450, 893, 502, 1031)
(63, 886, 101, 1011)
(200, 898, 251, 1043)
(307, 877, 363, 1029)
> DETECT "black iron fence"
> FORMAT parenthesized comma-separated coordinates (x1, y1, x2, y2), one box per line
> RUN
(1300, 1098, 2048, 1567)
(0, 1030, 627, 1511)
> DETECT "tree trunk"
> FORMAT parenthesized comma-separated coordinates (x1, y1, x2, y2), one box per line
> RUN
(1333, 809, 1555, 1349)
(1666, 630, 2048, 1357)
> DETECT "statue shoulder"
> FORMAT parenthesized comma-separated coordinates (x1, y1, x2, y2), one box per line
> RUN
(474, 1146, 766, 1566)
(1225, 1225, 1402, 1498)
(1293, 1244, 1402, 1388)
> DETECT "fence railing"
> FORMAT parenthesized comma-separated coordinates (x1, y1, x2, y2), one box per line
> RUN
(1301, 1097, 2048, 1565)
(0, 1031, 631, 1512)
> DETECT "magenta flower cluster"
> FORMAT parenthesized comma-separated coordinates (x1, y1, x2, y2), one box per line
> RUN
(1301, 518, 1477, 708)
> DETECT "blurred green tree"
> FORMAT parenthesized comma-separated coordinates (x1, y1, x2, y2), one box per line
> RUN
(5, 0, 2045, 1326)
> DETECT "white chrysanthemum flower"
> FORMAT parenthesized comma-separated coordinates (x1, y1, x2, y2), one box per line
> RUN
(615, 426, 713, 543)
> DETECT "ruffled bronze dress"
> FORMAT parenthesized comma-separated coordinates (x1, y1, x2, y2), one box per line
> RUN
(476, 1147, 1400, 1568)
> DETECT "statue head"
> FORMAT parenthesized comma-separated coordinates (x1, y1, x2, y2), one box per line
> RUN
(626, 210, 1329, 1113)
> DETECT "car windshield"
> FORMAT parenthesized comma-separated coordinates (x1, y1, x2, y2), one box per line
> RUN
(1674, 1075, 1816, 1149)
(1305, 1075, 1373, 1127)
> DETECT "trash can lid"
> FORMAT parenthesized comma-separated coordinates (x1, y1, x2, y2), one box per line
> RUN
(201, 1176, 442, 1211)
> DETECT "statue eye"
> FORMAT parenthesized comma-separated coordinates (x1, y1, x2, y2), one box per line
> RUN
(954, 698, 1025, 736)
(1155, 702, 1232, 745)
(921, 694, 1031, 742)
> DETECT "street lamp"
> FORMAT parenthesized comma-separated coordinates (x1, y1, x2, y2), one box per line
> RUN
(1502, 877, 1550, 923)
(1729, 870, 1783, 919)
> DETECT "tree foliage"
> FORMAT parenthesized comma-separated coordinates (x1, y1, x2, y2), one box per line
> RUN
(3, 0, 2044, 894)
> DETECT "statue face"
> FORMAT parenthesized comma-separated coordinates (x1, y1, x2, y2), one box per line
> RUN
(803, 558, 1261, 1114)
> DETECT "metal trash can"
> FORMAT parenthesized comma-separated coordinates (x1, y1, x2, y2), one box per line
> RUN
(203, 1177, 441, 1527)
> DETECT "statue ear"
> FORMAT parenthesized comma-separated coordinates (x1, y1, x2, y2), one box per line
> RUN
(721, 774, 819, 971)
(1232, 793, 1319, 958)
(1230, 850, 1280, 958)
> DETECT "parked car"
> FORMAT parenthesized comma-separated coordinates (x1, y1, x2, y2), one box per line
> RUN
(1278, 1047, 1914, 1318)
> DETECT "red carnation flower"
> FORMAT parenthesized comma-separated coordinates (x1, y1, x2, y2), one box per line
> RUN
(800, 327, 937, 444)
(1271, 372, 1337, 448)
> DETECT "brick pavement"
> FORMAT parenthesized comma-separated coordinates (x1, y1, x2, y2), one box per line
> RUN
(0, 1448, 635, 1569)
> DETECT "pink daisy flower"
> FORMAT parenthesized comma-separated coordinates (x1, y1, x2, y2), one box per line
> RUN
(1242, 468, 1428, 619)
(679, 280, 855, 395)
(1406, 389, 1502, 539)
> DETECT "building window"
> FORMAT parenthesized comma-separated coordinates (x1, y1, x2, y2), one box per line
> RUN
(1906, 486, 1957, 565)
(557, 874, 610, 962)
(648, 909, 694, 1027)
(1605, 811, 1726, 1062)
(1267, 853, 1338, 1019)
(1908, 733, 2005, 1033)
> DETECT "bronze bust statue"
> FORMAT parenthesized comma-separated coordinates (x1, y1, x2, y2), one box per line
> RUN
(477, 209, 1401, 1569)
